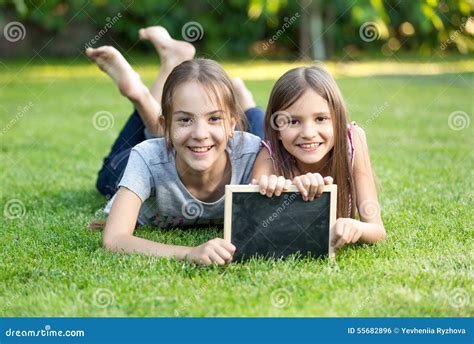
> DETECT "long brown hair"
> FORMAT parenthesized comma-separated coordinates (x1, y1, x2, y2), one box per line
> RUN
(161, 58, 246, 151)
(265, 66, 356, 218)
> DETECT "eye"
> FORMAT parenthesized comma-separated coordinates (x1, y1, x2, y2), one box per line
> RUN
(178, 117, 193, 125)
(290, 119, 300, 125)
(209, 116, 222, 123)
(316, 116, 329, 123)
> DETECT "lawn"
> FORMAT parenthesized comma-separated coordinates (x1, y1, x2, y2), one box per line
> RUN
(0, 56, 472, 317)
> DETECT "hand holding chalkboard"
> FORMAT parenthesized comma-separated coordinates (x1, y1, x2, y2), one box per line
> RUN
(224, 185, 337, 262)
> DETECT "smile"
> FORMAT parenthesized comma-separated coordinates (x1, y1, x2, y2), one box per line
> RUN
(297, 142, 322, 152)
(188, 145, 214, 153)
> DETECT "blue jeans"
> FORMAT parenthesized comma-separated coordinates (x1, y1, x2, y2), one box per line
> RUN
(96, 107, 265, 198)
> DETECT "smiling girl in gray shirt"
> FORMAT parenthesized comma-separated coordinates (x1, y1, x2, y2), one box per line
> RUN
(87, 27, 269, 265)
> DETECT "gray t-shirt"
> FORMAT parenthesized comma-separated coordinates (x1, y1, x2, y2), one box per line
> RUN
(104, 131, 261, 227)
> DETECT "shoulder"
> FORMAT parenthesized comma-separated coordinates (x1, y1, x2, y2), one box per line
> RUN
(227, 131, 262, 159)
(131, 138, 172, 164)
(348, 122, 368, 150)
(348, 122, 373, 173)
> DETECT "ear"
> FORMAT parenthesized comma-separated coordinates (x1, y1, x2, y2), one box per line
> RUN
(158, 115, 165, 128)
(228, 116, 237, 138)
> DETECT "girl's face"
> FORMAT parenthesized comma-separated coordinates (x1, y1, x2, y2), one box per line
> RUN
(170, 81, 235, 173)
(277, 89, 334, 169)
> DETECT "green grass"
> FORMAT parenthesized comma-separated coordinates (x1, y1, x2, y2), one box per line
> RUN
(0, 57, 473, 317)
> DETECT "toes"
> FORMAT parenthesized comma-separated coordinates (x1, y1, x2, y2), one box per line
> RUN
(85, 47, 94, 57)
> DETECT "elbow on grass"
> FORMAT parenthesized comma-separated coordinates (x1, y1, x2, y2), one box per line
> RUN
(374, 225, 387, 243)
(102, 234, 121, 251)
(363, 224, 387, 245)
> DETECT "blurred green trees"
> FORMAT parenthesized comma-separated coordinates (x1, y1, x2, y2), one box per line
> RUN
(1, 0, 472, 58)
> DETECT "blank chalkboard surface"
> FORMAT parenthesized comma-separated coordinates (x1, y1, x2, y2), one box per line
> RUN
(224, 185, 337, 262)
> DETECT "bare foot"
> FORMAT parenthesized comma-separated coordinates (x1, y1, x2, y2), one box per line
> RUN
(232, 78, 256, 111)
(86, 46, 147, 102)
(139, 26, 195, 70)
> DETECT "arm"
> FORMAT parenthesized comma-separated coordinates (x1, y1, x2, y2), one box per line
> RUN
(333, 125, 387, 249)
(103, 187, 191, 259)
(251, 147, 275, 180)
(250, 148, 292, 196)
(103, 187, 236, 264)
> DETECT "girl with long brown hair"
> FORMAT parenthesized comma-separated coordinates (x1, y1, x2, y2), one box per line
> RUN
(251, 65, 386, 250)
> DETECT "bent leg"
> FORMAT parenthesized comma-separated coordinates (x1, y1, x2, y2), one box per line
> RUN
(96, 110, 145, 198)
(86, 46, 163, 136)
(232, 78, 265, 139)
(244, 107, 265, 139)
(139, 26, 196, 102)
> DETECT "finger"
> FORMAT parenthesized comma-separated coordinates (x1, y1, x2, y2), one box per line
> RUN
(335, 223, 351, 249)
(332, 220, 344, 246)
(251, 178, 258, 185)
(214, 245, 232, 262)
(216, 238, 236, 254)
(323, 176, 333, 185)
(301, 175, 311, 195)
(208, 252, 226, 265)
(342, 223, 351, 243)
(198, 256, 211, 266)
(283, 179, 292, 191)
(259, 175, 268, 195)
(299, 176, 311, 201)
(293, 177, 307, 200)
(306, 173, 319, 201)
(334, 236, 345, 250)
(266, 175, 278, 197)
(351, 229, 363, 243)
(314, 173, 325, 197)
(274, 176, 286, 196)
(346, 226, 357, 244)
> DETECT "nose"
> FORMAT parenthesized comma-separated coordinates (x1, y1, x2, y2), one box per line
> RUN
(300, 121, 317, 140)
(191, 116, 209, 140)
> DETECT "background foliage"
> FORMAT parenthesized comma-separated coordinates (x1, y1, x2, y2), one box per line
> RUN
(0, 0, 472, 58)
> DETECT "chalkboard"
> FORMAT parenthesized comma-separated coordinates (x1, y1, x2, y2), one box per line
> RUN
(224, 185, 337, 262)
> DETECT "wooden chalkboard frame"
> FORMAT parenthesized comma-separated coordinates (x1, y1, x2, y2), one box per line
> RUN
(224, 184, 337, 261)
